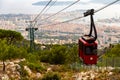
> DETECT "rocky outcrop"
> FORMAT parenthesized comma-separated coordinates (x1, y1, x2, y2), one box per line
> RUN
(0, 59, 119, 80)
(0, 59, 42, 80)
(73, 67, 118, 80)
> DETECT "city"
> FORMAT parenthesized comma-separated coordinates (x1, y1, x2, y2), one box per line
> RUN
(0, 12, 120, 49)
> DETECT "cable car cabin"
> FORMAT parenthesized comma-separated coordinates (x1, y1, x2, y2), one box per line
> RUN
(78, 36, 98, 65)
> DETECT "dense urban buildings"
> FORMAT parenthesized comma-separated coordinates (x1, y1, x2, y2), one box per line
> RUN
(0, 12, 120, 49)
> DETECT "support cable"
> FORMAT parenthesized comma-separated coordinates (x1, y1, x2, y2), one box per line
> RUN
(94, 0, 120, 13)
(40, 0, 80, 22)
(25, 0, 53, 52)
(34, 0, 57, 27)
(43, 0, 57, 14)
(41, 0, 120, 27)
(33, 0, 52, 22)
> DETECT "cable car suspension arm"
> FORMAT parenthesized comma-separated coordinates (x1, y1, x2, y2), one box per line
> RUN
(84, 9, 97, 41)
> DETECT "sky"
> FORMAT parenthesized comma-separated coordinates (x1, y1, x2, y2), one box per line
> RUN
(0, 0, 120, 19)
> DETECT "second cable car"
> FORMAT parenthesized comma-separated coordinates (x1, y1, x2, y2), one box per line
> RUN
(78, 9, 98, 65)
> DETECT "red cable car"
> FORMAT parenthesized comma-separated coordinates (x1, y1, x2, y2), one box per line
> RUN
(78, 9, 98, 65)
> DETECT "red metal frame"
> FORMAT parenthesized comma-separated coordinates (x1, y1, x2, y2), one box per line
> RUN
(79, 38, 98, 65)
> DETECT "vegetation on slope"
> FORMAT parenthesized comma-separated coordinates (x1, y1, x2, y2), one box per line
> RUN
(0, 29, 120, 79)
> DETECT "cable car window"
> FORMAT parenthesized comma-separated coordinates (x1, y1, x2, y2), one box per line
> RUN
(85, 46, 97, 55)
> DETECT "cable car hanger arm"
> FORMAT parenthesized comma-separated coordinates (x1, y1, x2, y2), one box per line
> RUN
(82, 9, 97, 42)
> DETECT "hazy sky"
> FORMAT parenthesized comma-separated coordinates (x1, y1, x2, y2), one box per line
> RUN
(0, 0, 120, 19)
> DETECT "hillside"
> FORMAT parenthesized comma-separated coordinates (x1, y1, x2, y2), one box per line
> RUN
(0, 29, 120, 79)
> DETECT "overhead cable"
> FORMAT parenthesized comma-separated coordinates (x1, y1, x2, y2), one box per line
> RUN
(33, 0, 52, 22)
(95, 0, 120, 13)
(41, 0, 120, 27)
(41, 0, 80, 21)
(43, 0, 57, 14)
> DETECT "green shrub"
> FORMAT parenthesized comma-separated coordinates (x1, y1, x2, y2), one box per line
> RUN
(42, 72, 61, 80)
(105, 44, 120, 57)
(40, 45, 67, 64)
(112, 68, 120, 74)
(40, 44, 79, 65)
(27, 62, 46, 72)
(26, 53, 39, 62)
(40, 50, 51, 63)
